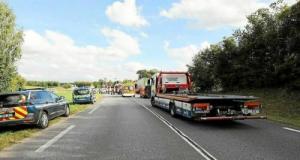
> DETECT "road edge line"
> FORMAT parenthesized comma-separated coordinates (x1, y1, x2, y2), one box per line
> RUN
(132, 99, 217, 160)
(283, 127, 300, 133)
(35, 125, 75, 153)
(88, 105, 100, 114)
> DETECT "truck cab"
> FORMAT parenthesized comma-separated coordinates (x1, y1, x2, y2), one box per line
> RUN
(121, 83, 135, 97)
(150, 72, 191, 96)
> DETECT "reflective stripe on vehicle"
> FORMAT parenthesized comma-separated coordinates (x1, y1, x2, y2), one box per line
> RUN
(0, 106, 28, 121)
(13, 106, 28, 119)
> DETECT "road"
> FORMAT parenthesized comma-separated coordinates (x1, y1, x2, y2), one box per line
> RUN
(0, 95, 299, 160)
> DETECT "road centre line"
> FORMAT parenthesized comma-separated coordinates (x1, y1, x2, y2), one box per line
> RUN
(132, 99, 217, 160)
(35, 125, 75, 153)
(283, 127, 300, 133)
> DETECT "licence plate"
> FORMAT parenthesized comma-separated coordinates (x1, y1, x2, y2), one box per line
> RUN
(0, 108, 14, 113)
(0, 113, 14, 118)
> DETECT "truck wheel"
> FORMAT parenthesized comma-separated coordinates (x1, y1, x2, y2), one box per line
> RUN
(37, 111, 49, 129)
(151, 97, 156, 107)
(170, 104, 177, 117)
(62, 105, 70, 117)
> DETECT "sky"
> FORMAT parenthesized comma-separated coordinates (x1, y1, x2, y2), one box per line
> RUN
(5, 0, 297, 82)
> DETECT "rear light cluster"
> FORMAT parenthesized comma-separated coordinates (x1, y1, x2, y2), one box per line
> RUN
(193, 103, 210, 110)
(244, 101, 261, 109)
(242, 101, 261, 115)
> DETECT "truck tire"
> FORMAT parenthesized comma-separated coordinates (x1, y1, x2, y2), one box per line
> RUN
(62, 105, 70, 117)
(169, 103, 177, 117)
(37, 111, 49, 129)
(151, 97, 156, 107)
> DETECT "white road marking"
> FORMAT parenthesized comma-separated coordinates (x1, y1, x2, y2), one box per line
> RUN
(283, 127, 300, 133)
(88, 105, 100, 114)
(35, 125, 75, 152)
(132, 99, 217, 160)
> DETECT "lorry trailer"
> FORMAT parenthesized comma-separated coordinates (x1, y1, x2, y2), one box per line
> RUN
(150, 72, 266, 120)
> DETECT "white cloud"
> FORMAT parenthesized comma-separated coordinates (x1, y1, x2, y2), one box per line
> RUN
(106, 0, 148, 27)
(139, 32, 148, 38)
(164, 41, 210, 70)
(18, 29, 141, 82)
(285, 0, 298, 5)
(101, 28, 140, 57)
(160, 0, 268, 29)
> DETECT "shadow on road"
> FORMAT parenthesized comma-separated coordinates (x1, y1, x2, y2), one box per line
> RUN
(0, 125, 37, 133)
(150, 105, 258, 130)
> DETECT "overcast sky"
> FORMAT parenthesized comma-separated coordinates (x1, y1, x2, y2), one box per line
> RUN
(6, 0, 297, 82)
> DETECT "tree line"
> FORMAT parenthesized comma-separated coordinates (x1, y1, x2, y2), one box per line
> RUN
(188, 1, 300, 91)
(0, 2, 23, 92)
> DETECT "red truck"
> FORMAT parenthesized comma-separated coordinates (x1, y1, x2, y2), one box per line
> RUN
(150, 71, 266, 120)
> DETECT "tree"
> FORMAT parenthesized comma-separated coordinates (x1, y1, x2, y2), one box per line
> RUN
(9, 74, 26, 91)
(74, 81, 92, 87)
(136, 69, 159, 79)
(188, 1, 300, 91)
(0, 2, 23, 93)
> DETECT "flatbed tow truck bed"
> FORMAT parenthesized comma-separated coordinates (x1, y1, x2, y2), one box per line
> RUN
(154, 93, 267, 120)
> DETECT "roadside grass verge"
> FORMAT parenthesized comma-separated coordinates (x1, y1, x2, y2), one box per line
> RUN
(0, 87, 101, 151)
(221, 89, 300, 128)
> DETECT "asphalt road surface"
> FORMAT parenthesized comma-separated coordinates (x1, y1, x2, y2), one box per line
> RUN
(0, 95, 299, 160)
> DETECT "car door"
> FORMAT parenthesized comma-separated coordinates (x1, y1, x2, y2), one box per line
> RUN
(50, 92, 65, 115)
(41, 91, 62, 118)
(30, 91, 55, 119)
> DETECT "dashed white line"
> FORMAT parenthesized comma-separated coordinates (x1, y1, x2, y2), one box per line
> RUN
(35, 125, 75, 153)
(132, 99, 217, 160)
(88, 105, 100, 114)
(283, 127, 300, 133)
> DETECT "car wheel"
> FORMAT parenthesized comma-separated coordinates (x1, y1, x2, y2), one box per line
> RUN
(63, 105, 70, 117)
(37, 111, 49, 129)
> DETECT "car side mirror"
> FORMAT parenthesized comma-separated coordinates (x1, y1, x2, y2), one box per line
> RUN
(57, 96, 65, 102)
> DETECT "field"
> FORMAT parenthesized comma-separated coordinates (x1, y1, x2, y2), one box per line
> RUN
(222, 89, 300, 128)
(0, 87, 101, 150)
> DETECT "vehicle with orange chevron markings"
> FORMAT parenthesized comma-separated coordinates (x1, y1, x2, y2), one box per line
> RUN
(0, 89, 69, 129)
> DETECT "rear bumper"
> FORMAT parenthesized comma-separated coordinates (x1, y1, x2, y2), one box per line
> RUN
(0, 117, 37, 127)
(73, 98, 92, 103)
(122, 93, 135, 97)
(195, 115, 267, 121)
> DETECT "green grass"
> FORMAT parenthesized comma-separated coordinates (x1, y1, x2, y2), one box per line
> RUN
(0, 86, 101, 151)
(221, 89, 300, 128)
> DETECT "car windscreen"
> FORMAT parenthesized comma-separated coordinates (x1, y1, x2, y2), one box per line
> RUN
(74, 89, 90, 95)
(0, 94, 27, 108)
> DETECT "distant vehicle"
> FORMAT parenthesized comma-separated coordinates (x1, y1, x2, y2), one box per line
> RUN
(99, 88, 107, 94)
(121, 82, 135, 97)
(135, 78, 151, 98)
(150, 71, 266, 120)
(113, 83, 122, 95)
(72, 87, 96, 104)
(0, 89, 69, 129)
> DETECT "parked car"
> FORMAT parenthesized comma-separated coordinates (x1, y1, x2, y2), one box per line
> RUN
(0, 88, 69, 129)
(72, 87, 96, 104)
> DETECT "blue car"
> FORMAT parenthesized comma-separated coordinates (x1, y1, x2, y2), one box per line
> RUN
(72, 87, 96, 104)
(0, 89, 69, 129)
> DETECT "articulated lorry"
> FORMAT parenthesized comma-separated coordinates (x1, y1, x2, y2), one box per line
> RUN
(150, 71, 266, 120)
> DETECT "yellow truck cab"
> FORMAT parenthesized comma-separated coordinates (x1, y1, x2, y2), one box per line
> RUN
(121, 83, 135, 97)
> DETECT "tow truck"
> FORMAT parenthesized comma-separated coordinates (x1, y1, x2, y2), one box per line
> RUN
(150, 71, 267, 120)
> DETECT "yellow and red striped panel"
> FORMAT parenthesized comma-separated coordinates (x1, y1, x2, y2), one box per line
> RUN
(0, 106, 28, 121)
